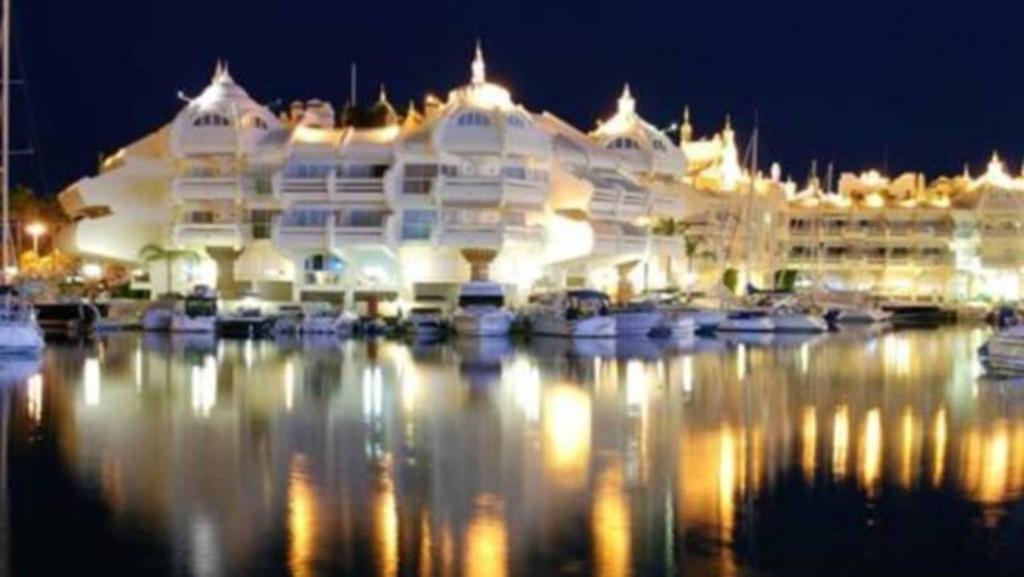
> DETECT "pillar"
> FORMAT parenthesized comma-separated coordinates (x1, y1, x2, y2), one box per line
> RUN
(460, 249, 497, 282)
(206, 247, 243, 299)
(616, 260, 640, 304)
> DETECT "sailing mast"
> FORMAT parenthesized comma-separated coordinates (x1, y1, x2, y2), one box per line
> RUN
(1, 0, 9, 283)
(744, 119, 759, 291)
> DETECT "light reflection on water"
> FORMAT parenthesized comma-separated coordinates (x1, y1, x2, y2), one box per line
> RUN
(4, 326, 1024, 576)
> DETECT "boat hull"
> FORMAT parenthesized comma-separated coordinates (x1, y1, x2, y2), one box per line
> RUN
(834, 308, 893, 324)
(772, 313, 828, 333)
(454, 310, 513, 337)
(530, 314, 616, 338)
(170, 315, 217, 333)
(301, 316, 354, 335)
(651, 314, 697, 339)
(614, 311, 662, 337)
(717, 316, 775, 333)
(0, 322, 45, 355)
(142, 307, 174, 331)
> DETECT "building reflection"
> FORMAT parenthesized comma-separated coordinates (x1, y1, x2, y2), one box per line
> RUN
(12, 328, 1024, 575)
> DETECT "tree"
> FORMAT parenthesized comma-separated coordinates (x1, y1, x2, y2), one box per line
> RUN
(653, 218, 704, 290)
(137, 244, 201, 296)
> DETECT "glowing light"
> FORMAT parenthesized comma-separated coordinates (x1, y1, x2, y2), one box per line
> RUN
(718, 426, 737, 544)
(832, 405, 849, 479)
(27, 373, 43, 423)
(506, 357, 540, 422)
(736, 343, 746, 381)
(84, 357, 101, 407)
(593, 461, 630, 577)
(284, 360, 295, 411)
(864, 192, 885, 209)
(681, 356, 693, 395)
(799, 343, 810, 375)
(288, 455, 318, 577)
(543, 385, 591, 489)
(373, 466, 399, 577)
(900, 408, 916, 489)
(861, 408, 882, 494)
(82, 263, 103, 279)
(464, 495, 507, 577)
(363, 366, 384, 421)
(979, 421, 1010, 504)
(883, 334, 912, 376)
(933, 408, 947, 487)
(802, 406, 816, 481)
(625, 360, 648, 408)
(190, 356, 217, 417)
(134, 346, 143, 391)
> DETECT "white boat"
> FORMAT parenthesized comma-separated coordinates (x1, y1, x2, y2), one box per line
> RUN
(834, 307, 892, 324)
(170, 286, 217, 333)
(0, 287, 44, 355)
(771, 308, 829, 333)
(716, 309, 775, 333)
(527, 290, 616, 338)
(980, 325, 1024, 376)
(405, 306, 448, 338)
(142, 298, 177, 331)
(272, 305, 303, 335)
(452, 282, 514, 337)
(652, 313, 697, 339)
(614, 306, 663, 337)
(301, 309, 356, 335)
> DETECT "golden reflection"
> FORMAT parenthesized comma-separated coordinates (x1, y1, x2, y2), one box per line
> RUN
(284, 360, 295, 411)
(464, 494, 508, 577)
(625, 360, 648, 409)
(363, 366, 384, 421)
(84, 357, 101, 407)
(27, 373, 42, 423)
(861, 408, 882, 493)
(933, 408, 947, 487)
(979, 421, 1010, 504)
(801, 406, 816, 481)
(506, 357, 541, 422)
(883, 335, 911, 376)
(736, 344, 746, 381)
(288, 455, 318, 577)
(418, 512, 433, 577)
(681, 356, 693, 395)
(543, 385, 591, 489)
(832, 405, 849, 479)
(373, 461, 399, 577)
(718, 426, 736, 543)
(593, 460, 630, 577)
(900, 408, 916, 489)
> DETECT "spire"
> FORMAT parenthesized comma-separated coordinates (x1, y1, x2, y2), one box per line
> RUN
(378, 83, 389, 105)
(962, 162, 971, 180)
(722, 114, 734, 144)
(471, 39, 486, 84)
(617, 83, 636, 116)
(680, 105, 693, 143)
(212, 59, 233, 84)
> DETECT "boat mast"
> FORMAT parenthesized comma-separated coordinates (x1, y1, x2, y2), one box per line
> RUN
(0, 0, 9, 283)
(744, 120, 759, 291)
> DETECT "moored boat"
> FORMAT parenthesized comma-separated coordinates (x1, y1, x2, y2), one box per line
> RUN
(0, 287, 44, 355)
(452, 282, 514, 337)
(526, 290, 616, 338)
(170, 286, 218, 333)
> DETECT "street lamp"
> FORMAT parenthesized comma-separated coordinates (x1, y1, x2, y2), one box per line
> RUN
(25, 221, 46, 254)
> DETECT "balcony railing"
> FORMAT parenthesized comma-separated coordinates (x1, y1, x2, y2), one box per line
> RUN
(172, 176, 254, 202)
(274, 174, 386, 203)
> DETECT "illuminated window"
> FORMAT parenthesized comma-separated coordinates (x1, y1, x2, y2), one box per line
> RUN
(652, 139, 666, 151)
(507, 114, 528, 129)
(193, 113, 232, 127)
(456, 112, 491, 127)
(402, 210, 436, 240)
(304, 253, 344, 272)
(241, 115, 268, 130)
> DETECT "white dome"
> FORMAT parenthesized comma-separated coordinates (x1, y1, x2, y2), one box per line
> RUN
(170, 62, 283, 157)
(591, 84, 687, 177)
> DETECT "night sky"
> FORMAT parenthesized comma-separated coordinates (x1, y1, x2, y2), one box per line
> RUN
(13, 1, 1024, 195)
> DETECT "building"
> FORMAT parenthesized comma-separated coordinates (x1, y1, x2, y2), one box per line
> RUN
(57, 47, 1024, 307)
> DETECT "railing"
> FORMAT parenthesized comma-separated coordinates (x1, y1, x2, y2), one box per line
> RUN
(172, 176, 249, 201)
(435, 176, 546, 207)
(173, 221, 244, 247)
(275, 174, 386, 202)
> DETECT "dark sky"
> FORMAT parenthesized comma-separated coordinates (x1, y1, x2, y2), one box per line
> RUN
(12, 0, 1024, 194)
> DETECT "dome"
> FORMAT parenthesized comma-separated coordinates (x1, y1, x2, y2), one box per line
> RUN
(590, 84, 687, 178)
(170, 61, 283, 157)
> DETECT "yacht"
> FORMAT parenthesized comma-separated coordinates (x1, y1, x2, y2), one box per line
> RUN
(527, 290, 616, 338)
(833, 307, 893, 324)
(170, 286, 218, 333)
(771, 300, 829, 333)
(979, 325, 1024, 376)
(613, 302, 663, 337)
(302, 308, 357, 335)
(633, 291, 703, 337)
(716, 309, 775, 333)
(142, 297, 178, 331)
(404, 306, 449, 338)
(452, 282, 514, 337)
(0, 287, 44, 355)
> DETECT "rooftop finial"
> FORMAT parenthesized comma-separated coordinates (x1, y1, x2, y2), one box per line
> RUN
(724, 113, 732, 131)
(680, 105, 693, 143)
(212, 59, 232, 83)
(471, 39, 486, 84)
(617, 83, 635, 116)
(378, 83, 389, 104)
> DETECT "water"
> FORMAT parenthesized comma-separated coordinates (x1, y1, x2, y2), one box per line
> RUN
(2, 326, 1024, 576)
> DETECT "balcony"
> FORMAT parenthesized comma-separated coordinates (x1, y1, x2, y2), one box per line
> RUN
(332, 215, 392, 247)
(434, 176, 546, 208)
(650, 235, 684, 256)
(173, 221, 245, 247)
(273, 223, 330, 251)
(649, 191, 685, 217)
(172, 176, 249, 202)
(437, 222, 544, 250)
(274, 173, 386, 204)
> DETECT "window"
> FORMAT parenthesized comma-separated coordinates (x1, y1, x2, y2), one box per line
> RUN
(284, 163, 332, 179)
(501, 165, 527, 180)
(507, 114, 529, 129)
(607, 137, 640, 150)
(456, 111, 491, 127)
(241, 115, 268, 130)
(282, 209, 330, 227)
(652, 139, 666, 151)
(401, 210, 436, 240)
(338, 164, 389, 178)
(344, 209, 387, 227)
(249, 210, 275, 239)
(192, 113, 232, 127)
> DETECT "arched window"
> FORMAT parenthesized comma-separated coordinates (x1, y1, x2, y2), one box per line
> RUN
(607, 137, 640, 150)
(507, 114, 528, 129)
(241, 114, 268, 130)
(192, 113, 232, 127)
(651, 139, 666, 151)
(455, 111, 491, 127)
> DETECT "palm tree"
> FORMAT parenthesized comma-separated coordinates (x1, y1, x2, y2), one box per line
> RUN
(653, 218, 704, 291)
(137, 243, 201, 296)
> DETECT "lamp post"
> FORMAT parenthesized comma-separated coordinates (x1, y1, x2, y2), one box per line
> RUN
(25, 221, 46, 254)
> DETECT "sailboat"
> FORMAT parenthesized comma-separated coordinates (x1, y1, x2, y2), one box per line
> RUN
(0, 0, 44, 355)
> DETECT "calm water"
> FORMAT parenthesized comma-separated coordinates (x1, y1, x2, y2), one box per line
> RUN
(2, 327, 1023, 576)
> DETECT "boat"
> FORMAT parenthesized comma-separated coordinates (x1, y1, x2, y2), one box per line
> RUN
(0, 287, 44, 355)
(301, 308, 356, 335)
(452, 281, 514, 337)
(170, 286, 218, 333)
(0, 2, 42, 356)
(142, 297, 178, 331)
(833, 307, 892, 324)
(93, 299, 144, 331)
(34, 300, 101, 337)
(770, 301, 828, 333)
(613, 302, 663, 337)
(632, 292, 700, 338)
(716, 309, 775, 333)
(218, 307, 275, 338)
(271, 304, 303, 335)
(404, 306, 448, 338)
(980, 325, 1024, 376)
(526, 290, 616, 338)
